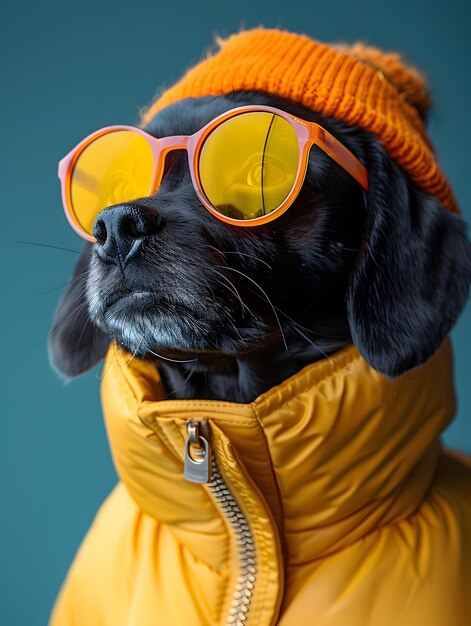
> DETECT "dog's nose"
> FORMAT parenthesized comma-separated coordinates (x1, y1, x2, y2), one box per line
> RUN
(93, 203, 162, 264)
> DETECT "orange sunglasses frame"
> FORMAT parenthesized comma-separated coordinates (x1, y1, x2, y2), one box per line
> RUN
(58, 105, 369, 242)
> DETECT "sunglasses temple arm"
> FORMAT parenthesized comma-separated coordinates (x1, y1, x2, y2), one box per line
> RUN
(312, 126, 369, 191)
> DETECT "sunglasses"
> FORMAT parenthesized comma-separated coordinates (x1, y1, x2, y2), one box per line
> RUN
(58, 105, 369, 242)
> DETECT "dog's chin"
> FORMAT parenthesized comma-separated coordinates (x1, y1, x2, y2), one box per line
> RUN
(89, 291, 270, 361)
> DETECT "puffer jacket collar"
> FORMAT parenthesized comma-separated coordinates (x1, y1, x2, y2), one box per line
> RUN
(101, 339, 454, 569)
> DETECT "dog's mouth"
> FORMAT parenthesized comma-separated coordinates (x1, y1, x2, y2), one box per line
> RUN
(84, 222, 285, 364)
(105, 291, 184, 314)
(88, 281, 272, 360)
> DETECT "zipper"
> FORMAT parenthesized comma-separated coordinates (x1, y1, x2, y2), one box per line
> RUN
(184, 420, 257, 626)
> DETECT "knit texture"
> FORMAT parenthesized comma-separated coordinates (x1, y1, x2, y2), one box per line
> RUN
(142, 28, 459, 213)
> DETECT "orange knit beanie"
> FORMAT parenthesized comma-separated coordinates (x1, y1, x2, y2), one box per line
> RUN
(142, 28, 458, 213)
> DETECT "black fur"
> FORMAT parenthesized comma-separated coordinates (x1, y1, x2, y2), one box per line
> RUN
(49, 91, 471, 401)
(347, 142, 471, 376)
(49, 242, 110, 378)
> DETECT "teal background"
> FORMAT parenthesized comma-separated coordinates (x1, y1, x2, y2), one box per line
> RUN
(1, 0, 470, 624)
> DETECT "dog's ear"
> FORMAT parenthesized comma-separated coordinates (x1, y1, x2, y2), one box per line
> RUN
(347, 139, 471, 377)
(48, 243, 110, 378)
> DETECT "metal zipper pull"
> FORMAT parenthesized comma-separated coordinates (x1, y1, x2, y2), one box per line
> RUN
(184, 420, 212, 483)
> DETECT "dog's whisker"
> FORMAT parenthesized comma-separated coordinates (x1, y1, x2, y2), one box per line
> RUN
(99, 342, 125, 383)
(73, 303, 95, 352)
(228, 320, 246, 344)
(55, 276, 116, 340)
(147, 348, 198, 364)
(273, 304, 358, 369)
(39, 270, 90, 296)
(342, 246, 362, 253)
(218, 265, 289, 351)
(210, 281, 243, 322)
(13, 240, 84, 255)
(141, 257, 217, 306)
(274, 306, 350, 340)
(49, 292, 89, 338)
(206, 244, 273, 269)
(144, 253, 253, 321)
(289, 324, 331, 361)
(182, 363, 196, 386)
(207, 268, 253, 318)
(45, 279, 87, 305)
(126, 336, 145, 366)
(63, 300, 91, 346)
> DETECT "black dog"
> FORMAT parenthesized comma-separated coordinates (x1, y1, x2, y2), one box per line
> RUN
(49, 91, 471, 401)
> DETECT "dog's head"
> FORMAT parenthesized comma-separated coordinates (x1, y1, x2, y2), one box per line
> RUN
(48, 22, 471, 401)
(49, 87, 471, 401)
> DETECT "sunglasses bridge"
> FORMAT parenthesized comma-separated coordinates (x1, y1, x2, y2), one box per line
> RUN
(152, 135, 192, 184)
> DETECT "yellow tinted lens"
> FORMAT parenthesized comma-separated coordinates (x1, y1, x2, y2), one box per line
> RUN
(70, 130, 154, 236)
(199, 112, 299, 220)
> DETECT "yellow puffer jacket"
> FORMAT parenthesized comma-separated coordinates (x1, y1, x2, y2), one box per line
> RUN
(50, 339, 471, 626)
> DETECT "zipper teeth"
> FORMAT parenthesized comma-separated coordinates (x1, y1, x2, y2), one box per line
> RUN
(208, 458, 256, 626)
